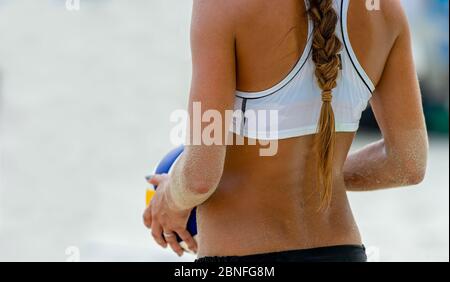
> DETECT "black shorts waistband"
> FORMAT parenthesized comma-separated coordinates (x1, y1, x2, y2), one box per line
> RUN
(195, 245, 367, 263)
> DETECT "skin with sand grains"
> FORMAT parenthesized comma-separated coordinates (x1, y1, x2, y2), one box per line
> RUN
(143, 0, 428, 259)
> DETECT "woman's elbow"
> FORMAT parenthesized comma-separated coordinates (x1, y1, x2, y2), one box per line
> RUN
(389, 137, 428, 187)
(400, 156, 427, 186)
(180, 146, 226, 195)
(404, 166, 426, 186)
(187, 182, 216, 195)
(181, 167, 223, 195)
(185, 178, 221, 195)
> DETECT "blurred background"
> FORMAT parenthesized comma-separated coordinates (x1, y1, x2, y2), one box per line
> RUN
(0, 0, 448, 262)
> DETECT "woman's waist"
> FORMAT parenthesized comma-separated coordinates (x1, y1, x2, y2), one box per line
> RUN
(196, 217, 362, 257)
(197, 189, 361, 257)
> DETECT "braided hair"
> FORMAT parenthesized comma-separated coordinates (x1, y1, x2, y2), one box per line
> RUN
(308, 0, 342, 209)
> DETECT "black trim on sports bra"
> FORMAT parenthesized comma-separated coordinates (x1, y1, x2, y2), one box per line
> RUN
(340, 0, 374, 94)
(240, 98, 248, 134)
(235, 38, 313, 100)
(241, 98, 248, 115)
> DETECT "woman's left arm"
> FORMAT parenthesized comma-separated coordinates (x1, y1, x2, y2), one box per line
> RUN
(164, 0, 237, 210)
(143, 0, 237, 255)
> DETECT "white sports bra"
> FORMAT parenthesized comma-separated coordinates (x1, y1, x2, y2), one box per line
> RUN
(230, 0, 375, 140)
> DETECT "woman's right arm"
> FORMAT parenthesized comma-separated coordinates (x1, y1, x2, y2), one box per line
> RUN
(343, 3, 429, 191)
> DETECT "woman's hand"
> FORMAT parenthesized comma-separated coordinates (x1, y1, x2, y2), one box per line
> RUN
(142, 174, 198, 256)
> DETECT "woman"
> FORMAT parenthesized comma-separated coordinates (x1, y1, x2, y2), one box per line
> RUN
(143, 0, 428, 262)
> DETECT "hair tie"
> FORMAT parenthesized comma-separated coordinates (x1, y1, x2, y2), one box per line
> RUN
(322, 90, 333, 102)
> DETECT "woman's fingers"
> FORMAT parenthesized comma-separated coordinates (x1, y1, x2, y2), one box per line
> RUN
(163, 231, 184, 257)
(142, 207, 152, 229)
(142, 200, 153, 228)
(145, 175, 154, 183)
(146, 174, 168, 186)
(176, 229, 198, 254)
(151, 223, 167, 248)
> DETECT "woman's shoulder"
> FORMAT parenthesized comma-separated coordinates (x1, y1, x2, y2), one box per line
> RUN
(192, 0, 295, 30)
(191, 0, 246, 32)
(379, 0, 410, 37)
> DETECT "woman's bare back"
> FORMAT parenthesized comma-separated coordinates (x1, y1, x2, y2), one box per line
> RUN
(197, 0, 399, 257)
